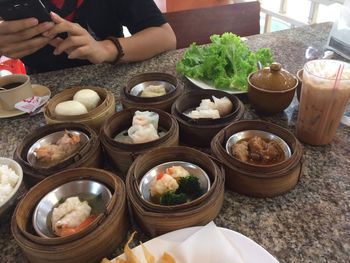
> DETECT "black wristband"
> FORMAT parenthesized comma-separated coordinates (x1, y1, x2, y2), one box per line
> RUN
(106, 37, 125, 64)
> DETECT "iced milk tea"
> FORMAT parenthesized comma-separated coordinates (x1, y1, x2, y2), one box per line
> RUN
(296, 60, 350, 145)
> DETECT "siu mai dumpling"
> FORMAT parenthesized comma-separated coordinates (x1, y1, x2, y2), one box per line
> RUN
(212, 96, 233, 116)
(166, 166, 190, 181)
(150, 173, 179, 197)
(128, 124, 159, 144)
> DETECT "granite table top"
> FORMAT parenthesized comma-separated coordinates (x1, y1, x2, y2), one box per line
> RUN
(1, 22, 349, 263)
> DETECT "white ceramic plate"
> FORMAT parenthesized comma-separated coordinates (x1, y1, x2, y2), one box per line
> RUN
(112, 226, 279, 263)
(186, 76, 247, 95)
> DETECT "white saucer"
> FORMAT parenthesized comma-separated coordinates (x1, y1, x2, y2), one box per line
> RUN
(0, 84, 51, 119)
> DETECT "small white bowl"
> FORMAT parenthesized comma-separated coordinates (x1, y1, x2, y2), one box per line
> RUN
(0, 157, 23, 217)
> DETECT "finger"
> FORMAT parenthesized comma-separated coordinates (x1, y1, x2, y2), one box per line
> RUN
(1, 22, 54, 43)
(68, 46, 89, 60)
(8, 41, 48, 58)
(2, 36, 51, 57)
(49, 37, 64, 48)
(53, 36, 86, 55)
(44, 13, 85, 37)
(0, 18, 38, 34)
(50, 11, 65, 24)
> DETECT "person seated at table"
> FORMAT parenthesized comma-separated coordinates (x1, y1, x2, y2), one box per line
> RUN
(0, 0, 176, 73)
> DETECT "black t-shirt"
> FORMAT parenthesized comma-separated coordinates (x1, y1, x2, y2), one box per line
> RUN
(22, 0, 166, 73)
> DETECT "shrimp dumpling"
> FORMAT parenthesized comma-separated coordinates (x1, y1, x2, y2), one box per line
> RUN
(140, 84, 166, 97)
(128, 124, 159, 144)
(186, 109, 220, 119)
(132, 111, 159, 130)
(196, 99, 217, 111)
(212, 96, 233, 116)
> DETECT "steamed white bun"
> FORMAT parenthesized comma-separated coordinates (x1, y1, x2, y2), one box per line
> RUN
(73, 89, 101, 111)
(55, 100, 88, 116)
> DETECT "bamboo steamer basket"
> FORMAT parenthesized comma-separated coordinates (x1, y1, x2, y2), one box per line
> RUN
(126, 146, 225, 237)
(211, 120, 304, 197)
(44, 86, 115, 132)
(14, 123, 102, 188)
(171, 90, 245, 147)
(100, 108, 179, 175)
(12, 168, 129, 263)
(120, 72, 184, 113)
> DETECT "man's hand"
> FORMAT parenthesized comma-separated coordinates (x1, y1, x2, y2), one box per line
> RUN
(44, 12, 118, 64)
(0, 17, 55, 58)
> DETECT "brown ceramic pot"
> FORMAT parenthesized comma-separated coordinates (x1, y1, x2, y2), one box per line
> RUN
(248, 62, 298, 114)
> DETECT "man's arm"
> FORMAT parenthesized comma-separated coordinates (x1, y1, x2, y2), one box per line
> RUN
(45, 12, 176, 64)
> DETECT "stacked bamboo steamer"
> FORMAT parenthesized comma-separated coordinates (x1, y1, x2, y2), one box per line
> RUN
(126, 146, 225, 237)
(11, 168, 128, 263)
(44, 86, 115, 132)
(172, 90, 245, 147)
(211, 120, 304, 197)
(100, 108, 179, 175)
(120, 72, 184, 113)
(14, 123, 102, 187)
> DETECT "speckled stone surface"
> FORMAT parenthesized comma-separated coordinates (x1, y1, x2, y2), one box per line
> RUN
(1, 23, 349, 263)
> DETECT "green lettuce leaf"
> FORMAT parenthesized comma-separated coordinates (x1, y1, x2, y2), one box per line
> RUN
(176, 33, 274, 91)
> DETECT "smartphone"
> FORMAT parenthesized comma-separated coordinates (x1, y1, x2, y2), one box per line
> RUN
(0, 0, 51, 23)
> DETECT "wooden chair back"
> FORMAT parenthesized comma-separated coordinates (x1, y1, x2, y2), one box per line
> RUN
(164, 1, 261, 49)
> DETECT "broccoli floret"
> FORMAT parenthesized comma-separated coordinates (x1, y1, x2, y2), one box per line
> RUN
(176, 175, 202, 199)
(160, 191, 187, 205)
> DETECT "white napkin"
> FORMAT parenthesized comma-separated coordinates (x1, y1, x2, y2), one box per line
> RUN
(169, 222, 245, 263)
(14, 95, 50, 114)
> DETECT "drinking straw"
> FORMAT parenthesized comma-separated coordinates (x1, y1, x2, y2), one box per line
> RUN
(317, 62, 344, 142)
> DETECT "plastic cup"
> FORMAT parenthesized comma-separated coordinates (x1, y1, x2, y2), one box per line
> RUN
(296, 59, 350, 145)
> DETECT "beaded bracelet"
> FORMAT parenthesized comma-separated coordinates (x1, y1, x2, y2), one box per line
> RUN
(106, 36, 125, 64)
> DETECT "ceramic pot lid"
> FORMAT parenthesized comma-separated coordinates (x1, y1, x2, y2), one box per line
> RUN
(250, 62, 297, 91)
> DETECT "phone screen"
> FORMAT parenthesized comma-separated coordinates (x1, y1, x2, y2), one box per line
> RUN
(0, 0, 51, 23)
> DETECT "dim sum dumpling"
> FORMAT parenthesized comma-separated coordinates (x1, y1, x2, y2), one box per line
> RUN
(212, 96, 233, 116)
(150, 173, 179, 197)
(196, 99, 216, 111)
(73, 89, 101, 111)
(55, 100, 88, 116)
(132, 111, 159, 130)
(51, 197, 91, 234)
(128, 124, 159, 144)
(166, 166, 190, 181)
(186, 109, 220, 119)
(140, 84, 166, 97)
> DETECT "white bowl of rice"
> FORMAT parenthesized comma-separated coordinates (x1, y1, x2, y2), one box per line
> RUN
(0, 157, 23, 216)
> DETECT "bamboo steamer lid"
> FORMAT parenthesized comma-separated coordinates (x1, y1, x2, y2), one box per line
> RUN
(11, 168, 129, 263)
(44, 86, 115, 132)
(126, 146, 225, 237)
(100, 108, 179, 175)
(13, 123, 102, 188)
(211, 120, 304, 197)
(171, 90, 245, 147)
(120, 72, 184, 113)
